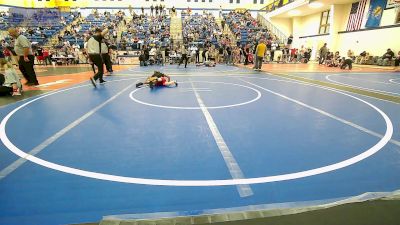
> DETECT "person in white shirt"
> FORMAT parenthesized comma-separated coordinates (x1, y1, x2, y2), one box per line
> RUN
(8, 27, 39, 85)
(88, 28, 108, 87)
(83, 38, 95, 74)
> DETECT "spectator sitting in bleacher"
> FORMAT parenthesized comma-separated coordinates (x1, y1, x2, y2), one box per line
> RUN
(121, 14, 170, 51)
(182, 12, 222, 46)
(378, 48, 395, 66)
(358, 51, 369, 64)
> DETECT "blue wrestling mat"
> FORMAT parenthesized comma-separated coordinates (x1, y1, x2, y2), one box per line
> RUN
(0, 65, 400, 225)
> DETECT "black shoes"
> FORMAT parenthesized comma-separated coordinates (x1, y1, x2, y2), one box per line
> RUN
(136, 82, 143, 88)
(25, 81, 39, 86)
(99, 79, 107, 84)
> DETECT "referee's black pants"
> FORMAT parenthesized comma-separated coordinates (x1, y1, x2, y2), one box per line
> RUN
(18, 55, 39, 85)
(89, 54, 104, 81)
(102, 53, 113, 72)
(179, 54, 188, 68)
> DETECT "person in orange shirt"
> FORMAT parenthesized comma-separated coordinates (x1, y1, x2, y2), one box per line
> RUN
(254, 39, 266, 71)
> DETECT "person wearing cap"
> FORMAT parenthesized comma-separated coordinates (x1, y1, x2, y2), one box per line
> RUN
(101, 39, 113, 74)
(88, 27, 108, 87)
(8, 27, 39, 86)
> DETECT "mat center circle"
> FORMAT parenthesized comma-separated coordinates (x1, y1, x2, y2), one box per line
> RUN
(129, 81, 262, 109)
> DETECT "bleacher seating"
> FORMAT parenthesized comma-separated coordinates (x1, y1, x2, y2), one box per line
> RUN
(224, 11, 271, 46)
(1, 10, 79, 46)
(60, 11, 123, 49)
(181, 12, 221, 47)
(120, 15, 170, 50)
(0, 12, 24, 30)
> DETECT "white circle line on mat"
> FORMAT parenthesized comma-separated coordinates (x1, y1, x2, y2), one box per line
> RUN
(129, 81, 261, 109)
(0, 77, 393, 186)
(326, 74, 400, 96)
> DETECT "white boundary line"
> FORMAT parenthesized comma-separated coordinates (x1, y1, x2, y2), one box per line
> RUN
(128, 66, 240, 74)
(0, 77, 393, 186)
(328, 75, 392, 85)
(263, 73, 400, 105)
(0, 78, 139, 180)
(326, 74, 400, 96)
(389, 78, 400, 85)
(238, 77, 400, 148)
(129, 81, 262, 110)
(236, 75, 400, 147)
(190, 80, 253, 197)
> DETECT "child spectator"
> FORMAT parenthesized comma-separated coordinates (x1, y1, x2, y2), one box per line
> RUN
(340, 57, 353, 70)
(0, 59, 22, 96)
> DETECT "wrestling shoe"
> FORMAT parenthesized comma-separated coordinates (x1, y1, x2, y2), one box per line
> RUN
(175, 81, 178, 87)
(99, 79, 107, 84)
(136, 82, 143, 88)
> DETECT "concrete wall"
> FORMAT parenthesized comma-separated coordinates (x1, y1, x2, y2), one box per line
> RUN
(337, 27, 400, 56)
(269, 17, 293, 36)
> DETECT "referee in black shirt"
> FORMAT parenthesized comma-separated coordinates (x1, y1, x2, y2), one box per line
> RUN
(88, 28, 108, 87)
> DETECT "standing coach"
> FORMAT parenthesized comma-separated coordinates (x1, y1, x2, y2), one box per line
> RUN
(88, 28, 108, 87)
(8, 27, 39, 86)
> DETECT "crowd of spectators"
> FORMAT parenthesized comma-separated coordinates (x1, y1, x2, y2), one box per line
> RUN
(0, 11, 24, 30)
(120, 12, 170, 51)
(1, 8, 398, 72)
(182, 11, 221, 45)
(318, 43, 399, 70)
(60, 10, 123, 49)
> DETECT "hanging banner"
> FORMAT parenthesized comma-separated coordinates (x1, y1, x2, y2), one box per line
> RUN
(365, 0, 388, 28)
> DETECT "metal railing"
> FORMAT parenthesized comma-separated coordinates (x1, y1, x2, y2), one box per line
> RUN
(256, 0, 299, 45)
(257, 13, 288, 45)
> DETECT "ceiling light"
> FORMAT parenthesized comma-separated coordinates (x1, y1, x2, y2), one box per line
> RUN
(309, 2, 324, 8)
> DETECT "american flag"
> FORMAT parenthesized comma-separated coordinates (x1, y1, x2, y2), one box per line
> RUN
(346, 0, 368, 31)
